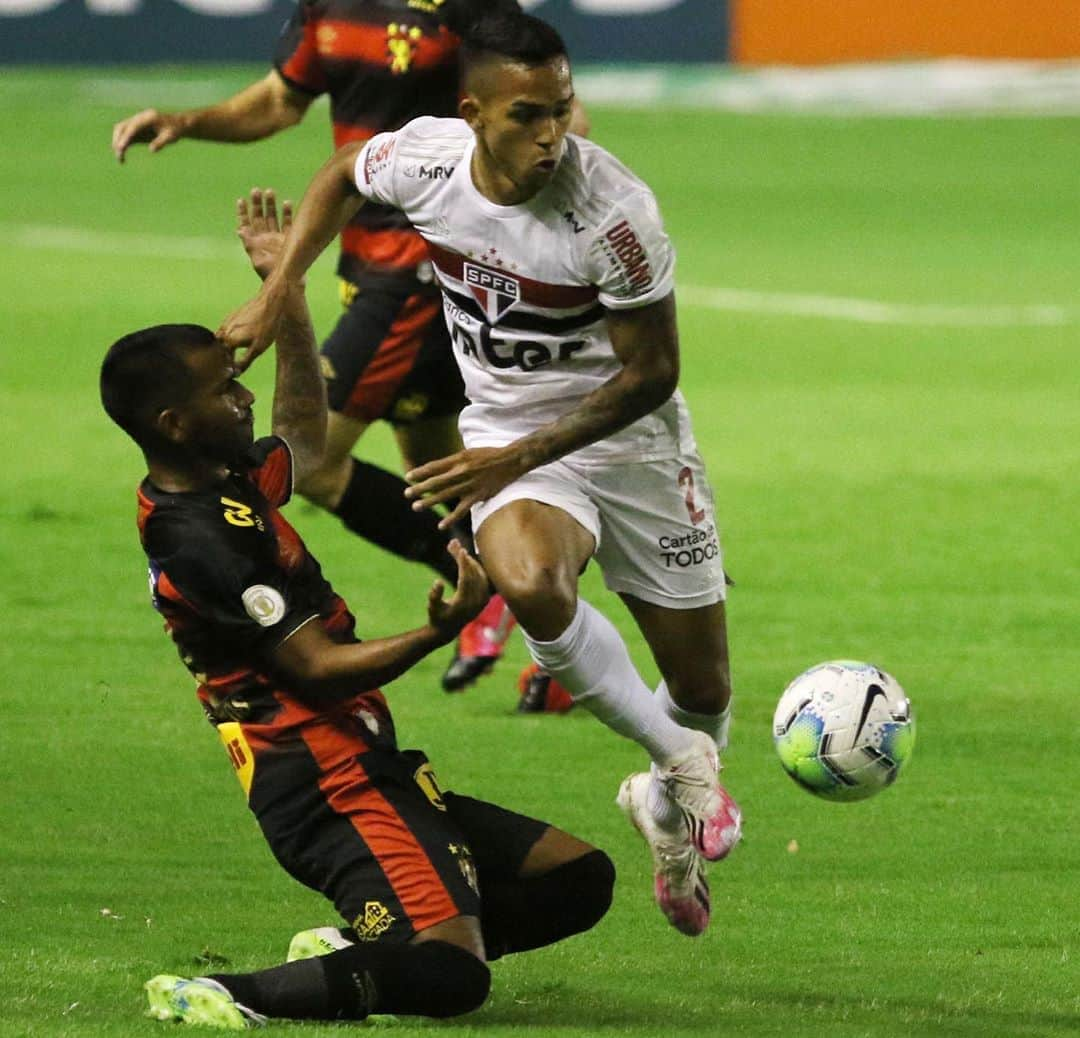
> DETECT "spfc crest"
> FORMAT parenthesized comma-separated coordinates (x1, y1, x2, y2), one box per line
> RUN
(464, 262, 521, 324)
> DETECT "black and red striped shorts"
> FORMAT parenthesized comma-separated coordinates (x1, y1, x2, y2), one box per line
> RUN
(321, 274, 465, 426)
(244, 719, 548, 942)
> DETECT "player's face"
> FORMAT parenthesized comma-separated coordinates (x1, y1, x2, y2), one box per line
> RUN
(173, 343, 256, 462)
(464, 57, 574, 203)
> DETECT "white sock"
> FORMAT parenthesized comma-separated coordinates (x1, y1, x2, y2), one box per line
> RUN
(655, 680, 732, 751)
(647, 682, 733, 831)
(523, 599, 695, 766)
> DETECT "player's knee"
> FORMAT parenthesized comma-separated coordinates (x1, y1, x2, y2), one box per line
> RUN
(410, 941, 491, 1018)
(567, 850, 616, 934)
(495, 564, 577, 636)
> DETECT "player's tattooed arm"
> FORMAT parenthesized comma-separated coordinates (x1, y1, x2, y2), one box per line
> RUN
(111, 71, 311, 162)
(268, 541, 489, 698)
(405, 293, 679, 529)
(235, 189, 326, 485)
(219, 142, 365, 372)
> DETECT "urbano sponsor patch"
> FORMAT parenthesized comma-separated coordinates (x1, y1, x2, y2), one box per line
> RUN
(603, 219, 652, 293)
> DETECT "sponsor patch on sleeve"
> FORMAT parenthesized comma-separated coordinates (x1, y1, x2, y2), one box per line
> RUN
(363, 135, 397, 185)
(602, 219, 653, 295)
(241, 585, 286, 627)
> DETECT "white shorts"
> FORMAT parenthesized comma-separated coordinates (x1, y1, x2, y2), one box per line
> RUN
(471, 451, 726, 610)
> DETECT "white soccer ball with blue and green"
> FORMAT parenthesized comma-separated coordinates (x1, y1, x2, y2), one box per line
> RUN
(773, 661, 915, 801)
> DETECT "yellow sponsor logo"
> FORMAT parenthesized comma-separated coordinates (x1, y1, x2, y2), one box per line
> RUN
(221, 497, 264, 530)
(217, 722, 255, 798)
(413, 761, 447, 811)
(355, 900, 395, 941)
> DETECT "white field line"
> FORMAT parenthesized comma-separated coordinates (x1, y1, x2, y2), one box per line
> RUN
(677, 285, 1070, 328)
(3, 223, 235, 261)
(4, 222, 1072, 328)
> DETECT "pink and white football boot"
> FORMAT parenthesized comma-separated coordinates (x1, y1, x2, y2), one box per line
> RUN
(617, 772, 710, 937)
(657, 731, 743, 861)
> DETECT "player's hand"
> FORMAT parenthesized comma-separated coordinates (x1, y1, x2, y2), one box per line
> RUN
(217, 276, 289, 373)
(111, 109, 184, 163)
(426, 539, 490, 639)
(236, 188, 295, 282)
(405, 447, 527, 531)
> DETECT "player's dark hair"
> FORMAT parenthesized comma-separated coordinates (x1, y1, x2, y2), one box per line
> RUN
(440, 0, 520, 38)
(100, 324, 215, 448)
(459, 11, 568, 73)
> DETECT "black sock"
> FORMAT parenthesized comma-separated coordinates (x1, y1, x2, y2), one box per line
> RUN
(211, 939, 490, 1021)
(332, 459, 457, 584)
(480, 850, 615, 961)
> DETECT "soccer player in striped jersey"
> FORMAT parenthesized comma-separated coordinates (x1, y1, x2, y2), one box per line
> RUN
(102, 191, 613, 1028)
(110, 0, 563, 692)
(220, 12, 742, 937)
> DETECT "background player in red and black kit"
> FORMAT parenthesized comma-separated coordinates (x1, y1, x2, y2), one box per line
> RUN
(99, 191, 613, 1028)
(110, 0, 578, 690)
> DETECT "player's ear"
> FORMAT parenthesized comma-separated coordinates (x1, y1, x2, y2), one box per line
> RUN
(459, 94, 482, 131)
(155, 406, 188, 446)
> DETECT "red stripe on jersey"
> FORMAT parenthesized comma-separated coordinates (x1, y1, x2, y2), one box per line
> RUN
(332, 120, 378, 148)
(136, 486, 155, 536)
(253, 442, 291, 507)
(155, 569, 193, 614)
(300, 722, 459, 932)
(425, 241, 599, 309)
(344, 293, 442, 419)
(341, 224, 430, 270)
(270, 511, 307, 572)
(280, 21, 329, 94)
(314, 20, 454, 70)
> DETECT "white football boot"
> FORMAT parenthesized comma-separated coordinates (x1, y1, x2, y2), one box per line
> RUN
(656, 730, 742, 861)
(617, 772, 710, 937)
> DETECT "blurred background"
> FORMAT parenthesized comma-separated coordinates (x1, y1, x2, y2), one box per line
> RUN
(5, 0, 1080, 112)
(2, 4, 1078, 1037)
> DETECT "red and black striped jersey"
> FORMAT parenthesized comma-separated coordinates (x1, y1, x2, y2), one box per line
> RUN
(137, 436, 393, 746)
(274, 0, 519, 283)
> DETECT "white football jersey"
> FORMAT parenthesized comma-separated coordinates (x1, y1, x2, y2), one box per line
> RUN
(353, 117, 695, 464)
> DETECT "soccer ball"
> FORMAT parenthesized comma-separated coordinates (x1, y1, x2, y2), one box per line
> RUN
(773, 661, 915, 801)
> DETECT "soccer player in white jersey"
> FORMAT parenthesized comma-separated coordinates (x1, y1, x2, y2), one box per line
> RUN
(221, 11, 741, 937)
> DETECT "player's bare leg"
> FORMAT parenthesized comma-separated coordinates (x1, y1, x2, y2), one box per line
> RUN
(397, 415, 519, 692)
(475, 501, 701, 760)
(620, 596, 732, 731)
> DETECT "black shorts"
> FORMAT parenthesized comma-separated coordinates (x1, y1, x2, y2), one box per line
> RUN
(244, 719, 548, 942)
(322, 275, 466, 426)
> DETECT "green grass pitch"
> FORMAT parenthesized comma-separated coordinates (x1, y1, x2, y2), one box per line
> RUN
(0, 69, 1077, 1037)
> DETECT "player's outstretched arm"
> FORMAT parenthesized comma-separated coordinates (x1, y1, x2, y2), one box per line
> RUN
(269, 541, 489, 698)
(218, 142, 366, 373)
(111, 71, 311, 162)
(405, 293, 680, 529)
(235, 188, 326, 486)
